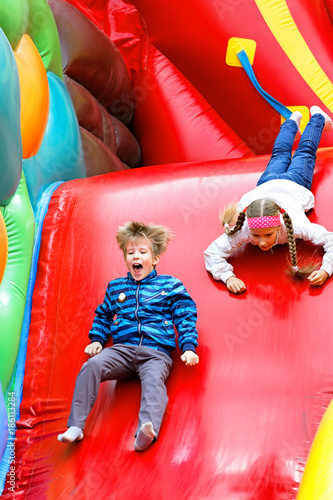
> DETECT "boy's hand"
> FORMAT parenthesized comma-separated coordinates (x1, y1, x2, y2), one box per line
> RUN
(85, 341, 103, 357)
(226, 276, 246, 294)
(308, 269, 329, 286)
(181, 350, 199, 366)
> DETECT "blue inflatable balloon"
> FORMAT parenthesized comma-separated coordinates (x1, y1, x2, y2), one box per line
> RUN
(23, 71, 86, 212)
(0, 28, 22, 205)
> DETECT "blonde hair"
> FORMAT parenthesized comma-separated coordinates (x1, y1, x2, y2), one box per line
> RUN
(116, 221, 174, 257)
(220, 198, 317, 277)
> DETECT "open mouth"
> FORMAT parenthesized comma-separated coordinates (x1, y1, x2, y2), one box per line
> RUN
(133, 263, 143, 272)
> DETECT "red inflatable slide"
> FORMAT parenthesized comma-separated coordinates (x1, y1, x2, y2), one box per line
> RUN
(12, 153, 333, 499)
(3, 0, 333, 498)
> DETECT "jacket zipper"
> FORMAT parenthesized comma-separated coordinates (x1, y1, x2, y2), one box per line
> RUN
(144, 290, 166, 302)
(135, 282, 143, 345)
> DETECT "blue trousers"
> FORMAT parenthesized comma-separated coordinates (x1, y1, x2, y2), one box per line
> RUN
(257, 113, 325, 190)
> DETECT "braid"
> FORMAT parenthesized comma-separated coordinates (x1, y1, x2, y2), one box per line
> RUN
(226, 211, 246, 235)
(220, 202, 246, 235)
(282, 212, 297, 268)
(282, 211, 319, 277)
(220, 197, 319, 279)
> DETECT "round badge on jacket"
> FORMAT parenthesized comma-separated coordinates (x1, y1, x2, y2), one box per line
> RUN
(118, 292, 127, 303)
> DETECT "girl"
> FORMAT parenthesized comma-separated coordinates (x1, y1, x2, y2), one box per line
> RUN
(204, 106, 333, 294)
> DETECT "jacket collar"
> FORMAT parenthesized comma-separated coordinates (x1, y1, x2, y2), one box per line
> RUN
(127, 269, 157, 284)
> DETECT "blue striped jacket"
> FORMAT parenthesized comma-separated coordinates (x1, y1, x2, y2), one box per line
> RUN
(89, 270, 198, 356)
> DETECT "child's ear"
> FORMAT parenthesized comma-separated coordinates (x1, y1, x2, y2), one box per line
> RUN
(152, 255, 161, 266)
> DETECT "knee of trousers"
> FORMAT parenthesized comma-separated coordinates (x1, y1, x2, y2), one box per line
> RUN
(80, 357, 102, 377)
(143, 390, 168, 409)
(145, 378, 168, 400)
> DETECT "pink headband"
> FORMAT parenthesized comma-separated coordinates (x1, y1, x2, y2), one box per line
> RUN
(245, 206, 285, 229)
(247, 215, 281, 229)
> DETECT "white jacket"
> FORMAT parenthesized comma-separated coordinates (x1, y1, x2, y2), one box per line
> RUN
(204, 179, 333, 283)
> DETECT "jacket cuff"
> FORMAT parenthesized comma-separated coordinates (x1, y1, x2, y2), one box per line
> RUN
(219, 270, 235, 284)
(182, 342, 196, 353)
(89, 335, 104, 346)
(321, 263, 333, 277)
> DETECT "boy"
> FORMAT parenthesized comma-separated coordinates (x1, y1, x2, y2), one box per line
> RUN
(58, 221, 199, 451)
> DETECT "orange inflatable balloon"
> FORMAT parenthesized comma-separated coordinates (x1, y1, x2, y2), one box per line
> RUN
(14, 34, 49, 159)
(0, 211, 8, 284)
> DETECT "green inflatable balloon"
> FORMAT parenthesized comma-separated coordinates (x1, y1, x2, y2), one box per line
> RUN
(0, 0, 29, 50)
(0, 172, 34, 397)
(0, 0, 63, 78)
(27, 0, 63, 78)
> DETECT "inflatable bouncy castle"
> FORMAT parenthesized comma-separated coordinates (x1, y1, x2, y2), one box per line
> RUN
(1, 0, 333, 498)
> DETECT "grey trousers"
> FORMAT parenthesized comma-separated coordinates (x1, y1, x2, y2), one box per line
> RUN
(68, 344, 173, 437)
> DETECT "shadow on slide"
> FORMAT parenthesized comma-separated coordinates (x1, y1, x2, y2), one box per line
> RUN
(9, 153, 333, 499)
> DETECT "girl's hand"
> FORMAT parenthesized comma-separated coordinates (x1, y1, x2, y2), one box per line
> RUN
(226, 276, 246, 294)
(84, 341, 103, 357)
(181, 350, 199, 366)
(307, 269, 329, 286)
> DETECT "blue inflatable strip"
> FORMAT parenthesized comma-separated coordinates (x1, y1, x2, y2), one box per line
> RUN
(236, 49, 292, 120)
(0, 181, 63, 495)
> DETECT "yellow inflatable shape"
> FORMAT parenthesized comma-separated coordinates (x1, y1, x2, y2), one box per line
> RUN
(296, 399, 333, 499)
(282, 106, 309, 134)
(225, 37, 257, 68)
(14, 34, 49, 159)
(255, 0, 333, 112)
(0, 211, 8, 285)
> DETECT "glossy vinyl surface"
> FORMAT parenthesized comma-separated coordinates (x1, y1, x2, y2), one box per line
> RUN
(8, 153, 333, 499)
